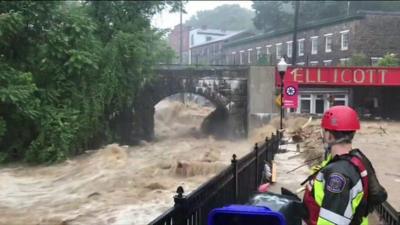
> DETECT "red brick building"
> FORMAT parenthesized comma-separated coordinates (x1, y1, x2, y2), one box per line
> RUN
(168, 24, 191, 64)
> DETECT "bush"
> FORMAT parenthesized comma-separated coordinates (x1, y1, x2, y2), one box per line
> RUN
(378, 53, 400, 66)
(347, 53, 369, 66)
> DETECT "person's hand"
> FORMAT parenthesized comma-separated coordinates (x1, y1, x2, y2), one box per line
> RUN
(310, 164, 322, 174)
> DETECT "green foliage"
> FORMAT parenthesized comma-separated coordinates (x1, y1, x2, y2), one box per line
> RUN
(252, 1, 293, 32)
(298, 1, 347, 24)
(349, 1, 400, 14)
(257, 54, 271, 66)
(252, 1, 400, 32)
(185, 4, 255, 31)
(348, 53, 369, 66)
(378, 53, 400, 67)
(0, 1, 177, 163)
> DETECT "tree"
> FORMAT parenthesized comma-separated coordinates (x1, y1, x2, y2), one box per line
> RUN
(347, 53, 369, 66)
(252, 1, 400, 32)
(0, 1, 178, 163)
(298, 1, 347, 24)
(252, 1, 293, 32)
(185, 4, 255, 31)
(378, 53, 400, 67)
(349, 1, 400, 14)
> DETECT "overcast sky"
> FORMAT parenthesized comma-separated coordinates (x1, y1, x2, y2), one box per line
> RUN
(151, 1, 254, 29)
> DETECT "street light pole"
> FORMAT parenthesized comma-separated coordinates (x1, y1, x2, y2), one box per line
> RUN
(280, 72, 284, 130)
(291, 1, 300, 65)
(179, 0, 183, 64)
(277, 58, 288, 131)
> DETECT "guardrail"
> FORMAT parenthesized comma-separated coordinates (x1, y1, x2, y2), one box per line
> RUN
(148, 130, 399, 225)
(376, 201, 400, 225)
(148, 131, 280, 225)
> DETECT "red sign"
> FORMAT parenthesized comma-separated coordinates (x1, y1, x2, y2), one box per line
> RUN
(276, 67, 400, 86)
(283, 81, 298, 109)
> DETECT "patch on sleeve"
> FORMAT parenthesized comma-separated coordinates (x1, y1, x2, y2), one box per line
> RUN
(326, 173, 346, 193)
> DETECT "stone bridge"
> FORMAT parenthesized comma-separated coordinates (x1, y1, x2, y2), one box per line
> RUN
(132, 65, 250, 141)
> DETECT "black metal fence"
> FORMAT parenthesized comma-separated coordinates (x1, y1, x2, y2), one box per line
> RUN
(148, 132, 280, 225)
(376, 202, 400, 225)
(148, 130, 400, 225)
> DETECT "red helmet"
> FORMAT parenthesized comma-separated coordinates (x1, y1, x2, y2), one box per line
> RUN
(321, 106, 360, 131)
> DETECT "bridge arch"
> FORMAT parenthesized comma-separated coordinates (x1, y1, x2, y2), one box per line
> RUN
(117, 66, 249, 143)
(153, 92, 232, 139)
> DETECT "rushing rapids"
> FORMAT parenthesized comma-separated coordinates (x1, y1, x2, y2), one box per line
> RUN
(0, 98, 254, 225)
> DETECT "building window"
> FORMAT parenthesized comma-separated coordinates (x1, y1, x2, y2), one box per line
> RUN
(325, 33, 333, 53)
(296, 62, 305, 66)
(266, 45, 272, 56)
(248, 48, 253, 64)
(276, 43, 282, 59)
(340, 30, 349, 51)
(323, 60, 332, 66)
(286, 41, 293, 58)
(239, 50, 244, 65)
(340, 58, 350, 66)
(297, 93, 348, 114)
(311, 36, 318, 55)
(206, 36, 212, 41)
(330, 94, 347, 106)
(300, 95, 311, 114)
(231, 52, 236, 65)
(310, 61, 319, 66)
(371, 57, 383, 66)
(191, 34, 194, 45)
(256, 47, 261, 61)
(298, 39, 304, 56)
(315, 95, 325, 114)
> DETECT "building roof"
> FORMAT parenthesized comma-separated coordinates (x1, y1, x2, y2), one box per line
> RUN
(190, 30, 246, 49)
(190, 28, 237, 36)
(224, 14, 366, 48)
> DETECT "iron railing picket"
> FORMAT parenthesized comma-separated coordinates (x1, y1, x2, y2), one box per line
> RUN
(149, 132, 378, 225)
(255, 143, 259, 189)
(376, 202, 400, 225)
(231, 154, 238, 203)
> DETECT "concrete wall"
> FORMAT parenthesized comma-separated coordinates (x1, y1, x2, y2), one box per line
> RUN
(247, 66, 279, 133)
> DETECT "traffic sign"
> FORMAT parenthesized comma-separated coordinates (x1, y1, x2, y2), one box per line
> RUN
(283, 82, 298, 109)
(275, 94, 281, 107)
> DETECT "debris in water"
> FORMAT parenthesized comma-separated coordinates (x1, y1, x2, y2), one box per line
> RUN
(174, 160, 226, 177)
(201, 148, 221, 162)
(87, 192, 101, 199)
(145, 183, 167, 190)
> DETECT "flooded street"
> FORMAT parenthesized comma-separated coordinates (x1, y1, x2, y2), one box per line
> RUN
(0, 99, 255, 225)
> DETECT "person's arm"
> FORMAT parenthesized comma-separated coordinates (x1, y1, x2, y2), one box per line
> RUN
(316, 172, 357, 225)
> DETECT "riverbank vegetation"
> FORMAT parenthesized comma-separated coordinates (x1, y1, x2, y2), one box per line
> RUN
(0, 2, 178, 163)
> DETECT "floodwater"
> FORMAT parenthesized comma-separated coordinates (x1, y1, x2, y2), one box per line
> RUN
(1, 98, 396, 225)
(0, 99, 255, 225)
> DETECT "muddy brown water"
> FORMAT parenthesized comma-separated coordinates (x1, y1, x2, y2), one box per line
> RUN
(0, 103, 398, 225)
(0, 100, 254, 225)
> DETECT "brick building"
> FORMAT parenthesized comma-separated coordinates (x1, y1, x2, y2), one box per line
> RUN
(221, 11, 400, 119)
(190, 31, 253, 65)
(168, 24, 191, 64)
(224, 11, 400, 67)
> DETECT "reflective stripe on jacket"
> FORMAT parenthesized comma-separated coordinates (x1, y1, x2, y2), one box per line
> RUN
(303, 153, 369, 225)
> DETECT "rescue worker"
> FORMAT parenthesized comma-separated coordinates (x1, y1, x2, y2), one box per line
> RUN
(302, 106, 372, 225)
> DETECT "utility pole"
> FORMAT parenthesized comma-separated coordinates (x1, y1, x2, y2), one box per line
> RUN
(347, 1, 351, 16)
(179, 0, 183, 65)
(179, 0, 185, 105)
(291, 1, 300, 65)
